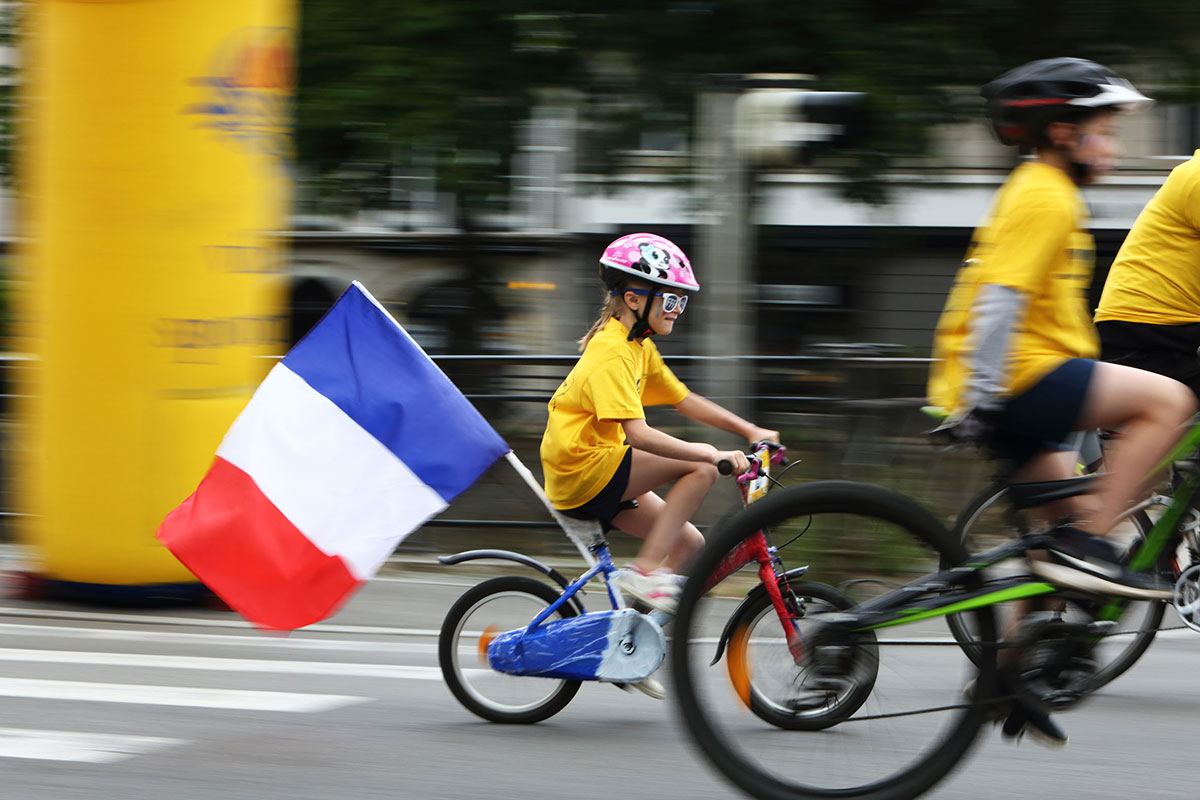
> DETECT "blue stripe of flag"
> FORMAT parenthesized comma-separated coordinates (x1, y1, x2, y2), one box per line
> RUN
(283, 282, 509, 503)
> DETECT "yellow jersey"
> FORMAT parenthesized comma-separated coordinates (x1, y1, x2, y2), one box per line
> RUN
(1095, 152, 1200, 325)
(929, 161, 1098, 414)
(540, 318, 690, 509)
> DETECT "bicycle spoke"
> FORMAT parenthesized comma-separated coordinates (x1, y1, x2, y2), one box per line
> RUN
(673, 481, 995, 800)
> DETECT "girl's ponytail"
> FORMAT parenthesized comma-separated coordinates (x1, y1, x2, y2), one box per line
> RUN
(577, 291, 625, 352)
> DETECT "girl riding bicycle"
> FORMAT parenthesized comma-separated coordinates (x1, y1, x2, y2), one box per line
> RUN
(929, 58, 1196, 744)
(540, 232, 778, 616)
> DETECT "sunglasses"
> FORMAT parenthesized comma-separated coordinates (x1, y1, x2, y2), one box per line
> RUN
(612, 288, 689, 313)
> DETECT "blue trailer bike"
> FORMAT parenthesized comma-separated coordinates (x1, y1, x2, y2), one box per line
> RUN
(437, 444, 875, 725)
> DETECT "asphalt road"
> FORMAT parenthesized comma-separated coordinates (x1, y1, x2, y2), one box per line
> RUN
(0, 571, 1195, 800)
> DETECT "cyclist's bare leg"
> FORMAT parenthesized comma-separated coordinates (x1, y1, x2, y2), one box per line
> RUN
(614, 448, 715, 573)
(1074, 362, 1196, 535)
(998, 450, 1080, 667)
(612, 491, 705, 572)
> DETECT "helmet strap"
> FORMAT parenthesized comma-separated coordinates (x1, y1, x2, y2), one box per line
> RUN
(1066, 158, 1092, 185)
(627, 300, 655, 341)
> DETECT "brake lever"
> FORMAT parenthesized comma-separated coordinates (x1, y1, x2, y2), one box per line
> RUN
(749, 440, 788, 466)
(736, 456, 764, 485)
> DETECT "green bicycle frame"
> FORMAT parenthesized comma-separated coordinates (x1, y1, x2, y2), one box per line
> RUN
(842, 446, 1200, 634)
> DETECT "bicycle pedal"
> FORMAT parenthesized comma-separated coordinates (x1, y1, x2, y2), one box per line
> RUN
(983, 700, 1011, 724)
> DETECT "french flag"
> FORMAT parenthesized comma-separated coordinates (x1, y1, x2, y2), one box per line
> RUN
(157, 282, 509, 630)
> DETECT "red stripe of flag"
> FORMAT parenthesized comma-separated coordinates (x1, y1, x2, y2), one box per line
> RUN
(156, 457, 362, 630)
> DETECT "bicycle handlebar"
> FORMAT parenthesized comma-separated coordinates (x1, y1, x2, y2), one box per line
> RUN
(718, 455, 766, 481)
(718, 441, 786, 477)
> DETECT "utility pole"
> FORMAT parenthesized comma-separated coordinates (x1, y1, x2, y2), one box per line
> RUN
(693, 74, 867, 421)
(693, 75, 751, 418)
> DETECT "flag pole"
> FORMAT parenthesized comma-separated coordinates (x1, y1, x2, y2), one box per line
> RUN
(504, 452, 599, 568)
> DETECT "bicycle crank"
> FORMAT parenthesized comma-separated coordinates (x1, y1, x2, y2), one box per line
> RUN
(1173, 564, 1200, 633)
(1013, 611, 1099, 713)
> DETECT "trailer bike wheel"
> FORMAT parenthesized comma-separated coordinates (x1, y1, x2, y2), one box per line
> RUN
(439, 576, 581, 724)
(672, 481, 997, 800)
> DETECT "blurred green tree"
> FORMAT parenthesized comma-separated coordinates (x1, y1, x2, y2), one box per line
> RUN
(296, 1, 584, 224)
(296, 0, 1200, 216)
(560, 0, 1200, 202)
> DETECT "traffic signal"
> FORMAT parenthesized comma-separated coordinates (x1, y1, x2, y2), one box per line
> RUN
(734, 89, 869, 165)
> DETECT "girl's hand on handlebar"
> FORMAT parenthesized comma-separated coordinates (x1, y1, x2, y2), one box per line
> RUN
(714, 449, 751, 476)
(745, 426, 780, 445)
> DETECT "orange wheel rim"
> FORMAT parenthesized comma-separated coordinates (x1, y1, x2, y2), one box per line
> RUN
(727, 624, 753, 709)
(478, 624, 499, 666)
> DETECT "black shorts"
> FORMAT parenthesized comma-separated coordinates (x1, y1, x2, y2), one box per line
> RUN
(1097, 319, 1200, 401)
(559, 447, 632, 532)
(988, 358, 1095, 468)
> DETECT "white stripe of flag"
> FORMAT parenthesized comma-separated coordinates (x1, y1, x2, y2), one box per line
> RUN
(157, 281, 510, 630)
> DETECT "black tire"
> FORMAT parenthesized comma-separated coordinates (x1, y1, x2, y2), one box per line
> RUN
(672, 481, 997, 800)
(725, 580, 878, 731)
(439, 576, 582, 724)
(947, 481, 1165, 690)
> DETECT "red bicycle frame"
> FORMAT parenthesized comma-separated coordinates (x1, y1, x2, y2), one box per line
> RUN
(704, 444, 804, 664)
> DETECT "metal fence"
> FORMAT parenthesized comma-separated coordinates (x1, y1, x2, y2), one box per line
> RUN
(432, 349, 934, 410)
(422, 350, 947, 538)
(0, 351, 976, 552)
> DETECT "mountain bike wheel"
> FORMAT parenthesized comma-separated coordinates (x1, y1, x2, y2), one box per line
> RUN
(672, 481, 996, 800)
(439, 576, 581, 723)
(724, 579, 877, 731)
(946, 481, 1165, 690)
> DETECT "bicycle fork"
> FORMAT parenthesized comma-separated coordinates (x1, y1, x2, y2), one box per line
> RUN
(709, 530, 807, 667)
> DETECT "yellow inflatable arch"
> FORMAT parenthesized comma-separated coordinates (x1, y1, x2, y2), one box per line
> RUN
(15, 0, 293, 597)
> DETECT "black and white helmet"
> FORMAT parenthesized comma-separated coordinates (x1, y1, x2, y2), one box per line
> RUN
(983, 58, 1152, 147)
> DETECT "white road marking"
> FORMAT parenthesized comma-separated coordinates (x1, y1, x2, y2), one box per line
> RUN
(0, 677, 368, 711)
(0, 648, 442, 678)
(0, 622, 438, 653)
(0, 727, 184, 763)
(0, 606, 439, 636)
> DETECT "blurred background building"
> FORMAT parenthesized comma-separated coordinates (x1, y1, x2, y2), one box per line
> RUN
(280, 92, 1193, 357)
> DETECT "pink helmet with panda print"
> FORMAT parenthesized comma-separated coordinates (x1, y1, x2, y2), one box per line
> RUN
(599, 232, 700, 292)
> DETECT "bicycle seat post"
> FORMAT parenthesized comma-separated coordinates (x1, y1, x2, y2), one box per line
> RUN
(580, 529, 629, 610)
(588, 529, 610, 556)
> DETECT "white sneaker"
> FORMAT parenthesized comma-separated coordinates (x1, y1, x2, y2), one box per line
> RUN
(631, 676, 665, 700)
(617, 566, 681, 614)
(615, 676, 666, 701)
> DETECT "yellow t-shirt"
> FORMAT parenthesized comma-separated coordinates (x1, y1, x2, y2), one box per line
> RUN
(540, 317, 690, 510)
(929, 161, 1098, 414)
(1095, 152, 1200, 325)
